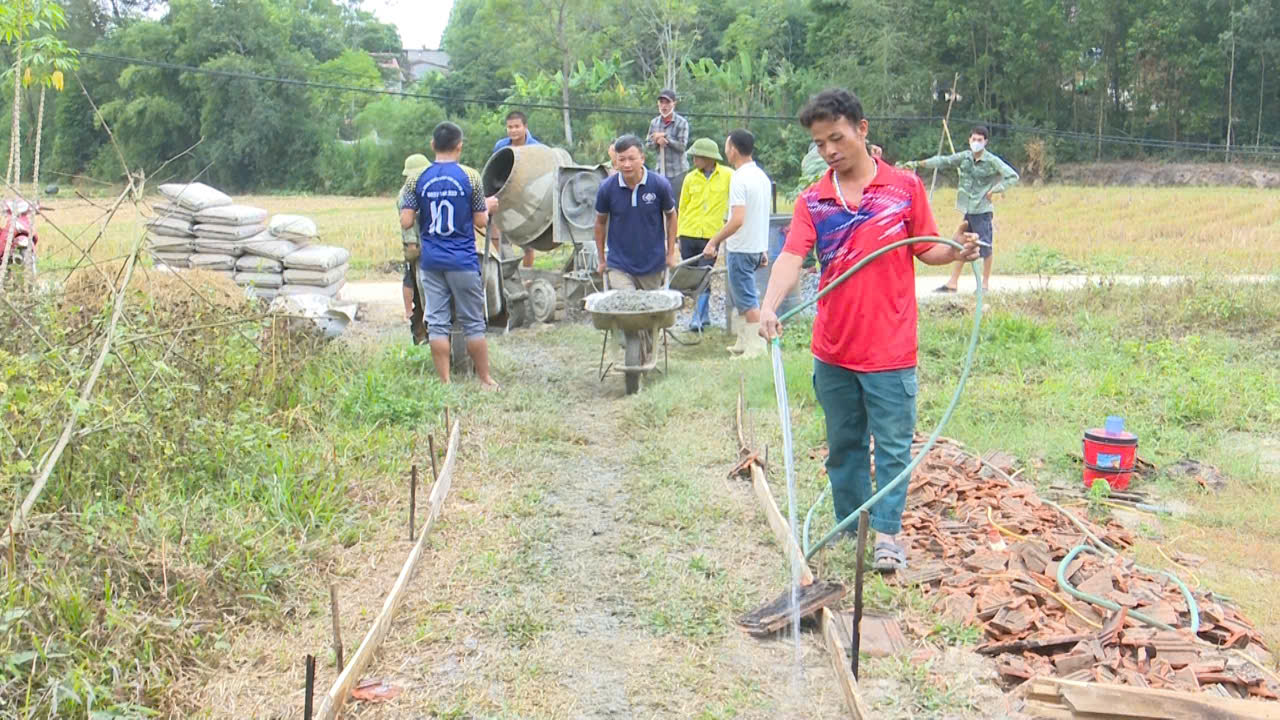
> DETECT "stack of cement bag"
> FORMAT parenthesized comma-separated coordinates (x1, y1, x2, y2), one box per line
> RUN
(186, 204, 268, 279)
(280, 244, 349, 298)
(146, 182, 233, 268)
(233, 232, 298, 301)
(234, 215, 348, 301)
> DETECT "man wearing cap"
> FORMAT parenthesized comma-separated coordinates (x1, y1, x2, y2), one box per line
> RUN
(646, 89, 690, 200)
(676, 137, 730, 332)
(398, 153, 430, 344)
(490, 110, 542, 269)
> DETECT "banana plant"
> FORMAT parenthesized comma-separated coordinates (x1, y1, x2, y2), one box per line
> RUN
(0, 0, 68, 189)
(18, 34, 77, 200)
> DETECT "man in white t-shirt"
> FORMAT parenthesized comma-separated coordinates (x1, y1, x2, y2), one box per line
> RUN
(704, 129, 771, 357)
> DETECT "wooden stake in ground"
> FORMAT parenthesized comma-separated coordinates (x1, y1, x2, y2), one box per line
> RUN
(304, 654, 315, 720)
(329, 584, 344, 671)
(408, 465, 417, 542)
(428, 436, 439, 482)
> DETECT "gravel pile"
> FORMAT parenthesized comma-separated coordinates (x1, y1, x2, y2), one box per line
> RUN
(591, 290, 680, 314)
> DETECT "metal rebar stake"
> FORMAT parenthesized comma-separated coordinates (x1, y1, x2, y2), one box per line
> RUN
(851, 509, 869, 679)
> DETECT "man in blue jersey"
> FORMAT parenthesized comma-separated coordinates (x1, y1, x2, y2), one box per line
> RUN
(400, 122, 499, 389)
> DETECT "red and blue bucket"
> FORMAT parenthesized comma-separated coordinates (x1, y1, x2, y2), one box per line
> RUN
(1083, 416, 1138, 491)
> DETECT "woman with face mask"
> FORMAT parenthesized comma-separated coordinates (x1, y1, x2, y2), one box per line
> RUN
(901, 126, 1019, 294)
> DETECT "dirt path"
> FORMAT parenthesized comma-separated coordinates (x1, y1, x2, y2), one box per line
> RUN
(195, 314, 847, 717)
(349, 325, 845, 717)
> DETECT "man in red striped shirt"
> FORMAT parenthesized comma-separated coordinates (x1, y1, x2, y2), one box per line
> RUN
(759, 89, 978, 571)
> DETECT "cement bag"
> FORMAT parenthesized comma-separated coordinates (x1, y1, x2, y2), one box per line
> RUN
(154, 203, 196, 222)
(236, 254, 283, 273)
(188, 253, 237, 271)
(283, 263, 347, 287)
(146, 217, 196, 238)
(234, 271, 285, 289)
(194, 238, 249, 256)
(157, 182, 232, 212)
(241, 232, 299, 261)
(193, 223, 267, 240)
(195, 204, 269, 226)
(282, 245, 349, 271)
(279, 279, 344, 297)
(269, 214, 319, 242)
(146, 233, 194, 252)
(151, 251, 191, 268)
(244, 286, 279, 302)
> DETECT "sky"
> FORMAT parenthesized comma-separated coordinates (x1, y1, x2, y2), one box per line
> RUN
(364, 0, 456, 50)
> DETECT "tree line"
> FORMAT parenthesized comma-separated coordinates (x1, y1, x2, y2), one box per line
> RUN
(4, 0, 1277, 196)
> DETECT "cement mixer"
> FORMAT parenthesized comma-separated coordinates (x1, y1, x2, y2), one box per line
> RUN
(481, 144, 609, 326)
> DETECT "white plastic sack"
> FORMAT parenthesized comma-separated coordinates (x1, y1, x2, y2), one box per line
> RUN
(279, 279, 345, 297)
(188, 253, 237, 271)
(194, 223, 267, 240)
(146, 234, 194, 252)
(154, 203, 196, 222)
(146, 217, 196, 238)
(151, 251, 191, 268)
(283, 263, 347, 287)
(195, 204, 269, 226)
(269, 214, 319, 241)
(234, 271, 285, 289)
(282, 245, 350, 271)
(157, 182, 233, 212)
(236, 254, 283, 273)
(241, 232, 299, 261)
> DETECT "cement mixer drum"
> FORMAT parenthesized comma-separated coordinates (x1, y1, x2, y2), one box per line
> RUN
(482, 145, 606, 252)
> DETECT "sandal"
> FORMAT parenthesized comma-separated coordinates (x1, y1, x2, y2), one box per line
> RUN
(873, 541, 908, 572)
(933, 284, 957, 294)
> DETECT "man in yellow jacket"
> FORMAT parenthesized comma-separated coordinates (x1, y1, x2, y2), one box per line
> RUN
(677, 137, 731, 331)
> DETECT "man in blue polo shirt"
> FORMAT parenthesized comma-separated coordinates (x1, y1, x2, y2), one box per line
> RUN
(490, 110, 541, 268)
(594, 134, 678, 290)
(400, 121, 499, 390)
(593, 134, 679, 358)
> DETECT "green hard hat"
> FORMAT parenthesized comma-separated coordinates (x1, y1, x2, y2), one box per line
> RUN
(687, 137, 723, 161)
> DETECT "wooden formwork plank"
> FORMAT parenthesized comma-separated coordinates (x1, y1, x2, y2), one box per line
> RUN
(315, 419, 461, 720)
(749, 461, 816, 586)
(737, 383, 868, 719)
(822, 608, 873, 720)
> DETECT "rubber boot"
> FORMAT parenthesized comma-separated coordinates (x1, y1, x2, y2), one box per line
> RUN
(689, 292, 710, 331)
(727, 318, 746, 355)
(738, 322, 766, 359)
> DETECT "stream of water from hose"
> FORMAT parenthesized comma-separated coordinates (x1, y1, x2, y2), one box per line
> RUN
(770, 341, 804, 692)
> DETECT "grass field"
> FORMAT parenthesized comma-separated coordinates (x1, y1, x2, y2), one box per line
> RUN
(36, 184, 1280, 280)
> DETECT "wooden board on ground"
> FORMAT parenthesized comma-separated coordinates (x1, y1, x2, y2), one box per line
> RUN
(736, 383, 869, 719)
(1021, 676, 1280, 720)
(314, 419, 461, 720)
(823, 607, 873, 720)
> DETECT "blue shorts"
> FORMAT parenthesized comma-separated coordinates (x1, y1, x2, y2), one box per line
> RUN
(418, 268, 486, 341)
(727, 251, 764, 313)
(964, 212, 994, 258)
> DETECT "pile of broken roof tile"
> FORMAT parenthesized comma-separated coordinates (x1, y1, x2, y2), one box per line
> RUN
(891, 438, 1277, 702)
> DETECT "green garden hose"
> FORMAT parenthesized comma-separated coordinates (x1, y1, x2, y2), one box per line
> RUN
(763, 235, 984, 562)
(1041, 497, 1200, 634)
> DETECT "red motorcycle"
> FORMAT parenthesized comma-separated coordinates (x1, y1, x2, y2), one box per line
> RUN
(1, 198, 38, 280)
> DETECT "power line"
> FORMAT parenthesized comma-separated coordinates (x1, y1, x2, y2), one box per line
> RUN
(77, 50, 1280, 156)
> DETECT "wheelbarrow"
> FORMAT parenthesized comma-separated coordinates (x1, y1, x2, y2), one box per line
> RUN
(584, 271, 685, 395)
